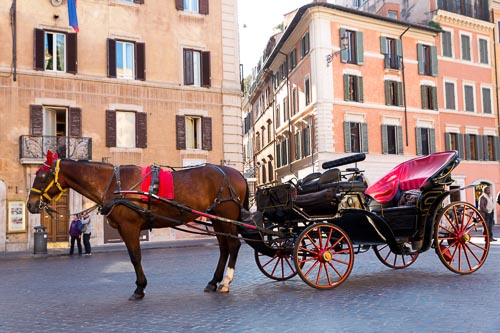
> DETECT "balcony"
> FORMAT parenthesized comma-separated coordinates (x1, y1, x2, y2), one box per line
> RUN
(437, 0, 489, 21)
(19, 135, 92, 162)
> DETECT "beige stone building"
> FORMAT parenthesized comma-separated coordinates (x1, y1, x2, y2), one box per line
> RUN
(0, 0, 242, 252)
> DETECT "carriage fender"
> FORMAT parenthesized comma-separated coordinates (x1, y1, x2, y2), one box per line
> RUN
(336, 209, 401, 253)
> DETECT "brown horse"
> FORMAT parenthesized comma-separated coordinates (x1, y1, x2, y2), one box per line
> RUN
(27, 151, 249, 300)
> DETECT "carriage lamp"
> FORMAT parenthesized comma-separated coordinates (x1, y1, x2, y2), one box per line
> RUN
(326, 34, 349, 67)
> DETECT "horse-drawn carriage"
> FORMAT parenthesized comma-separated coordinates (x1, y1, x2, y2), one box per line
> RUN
(27, 150, 489, 299)
(245, 150, 490, 289)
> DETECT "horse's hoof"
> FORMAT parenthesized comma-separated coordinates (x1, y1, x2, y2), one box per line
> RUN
(204, 284, 217, 292)
(218, 285, 230, 293)
(128, 292, 145, 301)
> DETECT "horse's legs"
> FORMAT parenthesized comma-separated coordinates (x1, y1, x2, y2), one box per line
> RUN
(204, 233, 230, 292)
(218, 236, 241, 293)
(120, 226, 147, 301)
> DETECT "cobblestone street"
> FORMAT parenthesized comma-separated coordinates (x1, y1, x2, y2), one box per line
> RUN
(1, 241, 499, 332)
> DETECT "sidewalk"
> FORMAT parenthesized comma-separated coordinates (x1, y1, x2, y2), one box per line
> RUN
(0, 237, 218, 261)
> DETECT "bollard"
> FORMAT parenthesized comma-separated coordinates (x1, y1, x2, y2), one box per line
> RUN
(33, 226, 48, 254)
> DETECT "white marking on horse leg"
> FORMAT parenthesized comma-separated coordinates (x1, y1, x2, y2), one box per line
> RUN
(218, 267, 234, 293)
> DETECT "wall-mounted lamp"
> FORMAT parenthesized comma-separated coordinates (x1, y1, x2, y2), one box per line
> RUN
(326, 35, 349, 67)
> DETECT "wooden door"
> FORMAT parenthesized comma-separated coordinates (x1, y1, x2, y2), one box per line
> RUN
(41, 192, 69, 242)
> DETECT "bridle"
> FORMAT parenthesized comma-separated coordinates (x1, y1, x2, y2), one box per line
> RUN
(31, 159, 67, 208)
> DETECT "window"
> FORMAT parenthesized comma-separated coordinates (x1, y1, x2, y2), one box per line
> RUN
(300, 32, 310, 59)
(294, 131, 301, 160)
(268, 160, 274, 182)
(289, 48, 297, 70)
(275, 104, 281, 127)
(340, 29, 364, 65)
(276, 141, 281, 168)
(107, 39, 146, 80)
(382, 124, 403, 155)
(305, 77, 311, 105)
(421, 85, 438, 110)
(183, 49, 211, 87)
(261, 162, 267, 184)
(461, 34, 471, 61)
(465, 134, 481, 160)
(464, 84, 475, 112)
(34, 29, 77, 73)
(441, 31, 453, 58)
(416, 127, 436, 155)
(292, 88, 298, 115)
(175, 0, 209, 14)
(278, 136, 289, 167)
(417, 44, 437, 76)
(344, 74, 363, 102)
(283, 97, 289, 121)
(344, 122, 368, 153)
(106, 110, 147, 148)
(388, 11, 398, 19)
(255, 132, 261, 151)
(483, 135, 498, 161)
(302, 121, 312, 157)
(482, 87, 492, 114)
(479, 38, 489, 64)
(175, 115, 212, 150)
(267, 120, 272, 143)
(385, 80, 403, 106)
(445, 81, 456, 110)
(445, 132, 464, 159)
(380, 37, 401, 69)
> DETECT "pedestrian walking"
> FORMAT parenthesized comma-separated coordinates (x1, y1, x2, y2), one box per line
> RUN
(68, 215, 82, 255)
(479, 186, 496, 242)
(81, 211, 93, 256)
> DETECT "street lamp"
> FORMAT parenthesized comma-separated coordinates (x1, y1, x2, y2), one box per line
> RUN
(326, 35, 349, 67)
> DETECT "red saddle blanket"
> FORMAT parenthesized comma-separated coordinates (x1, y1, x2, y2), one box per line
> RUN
(141, 166, 174, 201)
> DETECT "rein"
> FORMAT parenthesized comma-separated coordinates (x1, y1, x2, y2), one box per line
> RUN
(30, 159, 67, 203)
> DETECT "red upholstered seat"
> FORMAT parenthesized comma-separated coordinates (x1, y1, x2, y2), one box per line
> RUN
(365, 152, 457, 204)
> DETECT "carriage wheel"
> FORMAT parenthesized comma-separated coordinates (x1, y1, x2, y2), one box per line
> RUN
(434, 201, 490, 274)
(373, 244, 419, 269)
(254, 249, 297, 281)
(294, 222, 354, 289)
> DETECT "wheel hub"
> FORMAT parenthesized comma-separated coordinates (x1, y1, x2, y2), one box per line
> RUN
(319, 249, 332, 262)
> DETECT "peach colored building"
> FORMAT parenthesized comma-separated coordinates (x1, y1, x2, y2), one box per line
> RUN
(0, 0, 242, 252)
(245, 2, 500, 221)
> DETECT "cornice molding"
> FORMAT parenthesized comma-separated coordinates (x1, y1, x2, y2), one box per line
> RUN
(433, 10, 494, 32)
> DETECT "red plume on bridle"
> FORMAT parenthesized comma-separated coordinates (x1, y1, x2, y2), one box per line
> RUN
(37, 150, 59, 174)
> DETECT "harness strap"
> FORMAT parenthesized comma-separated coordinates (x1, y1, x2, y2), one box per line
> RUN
(206, 164, 242, 212)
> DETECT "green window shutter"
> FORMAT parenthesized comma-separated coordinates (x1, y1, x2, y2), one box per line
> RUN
(384, 80, 390, 105)
(476, 135, 483, 161)
(495, 136, 500, 161)
(396, 39, 402, 57)
(382, 125, 388, 154)
(380, 36, 387, 54)
(416, 128, 422, 155)
(430, 129, 436, 153)
(417, 43, 424, 75)
(458, 134, 465, 159)
(464, 134, 471, 160)
(397, 82, 403, 106)
(356, 31, 364, 65)
(343, 74, 349, 101)
(340, 28, 348, 63)
(397, 126, 403, 155)
(357, 76, 364, 102)
(430, 46, 438, 76)
(344, 122, 351, 152)
(421, 85, 427, 109)
(483, 135, 489, 161)
(361, 123, 369, 153)
(431, 87, 438, 110)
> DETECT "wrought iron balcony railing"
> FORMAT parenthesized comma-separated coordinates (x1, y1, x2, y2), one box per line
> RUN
(19, 135, 92, 161)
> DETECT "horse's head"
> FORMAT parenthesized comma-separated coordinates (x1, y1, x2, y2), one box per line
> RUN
(27, 150, 67, 214)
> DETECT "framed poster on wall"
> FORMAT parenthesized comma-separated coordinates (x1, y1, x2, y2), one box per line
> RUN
(7, 200, 26, 233)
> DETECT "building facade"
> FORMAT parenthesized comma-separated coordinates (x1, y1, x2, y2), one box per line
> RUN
(244, 2, 500, 220)
(0, 0, 242, 252)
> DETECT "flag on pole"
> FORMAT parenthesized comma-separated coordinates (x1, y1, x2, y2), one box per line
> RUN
(68, 0, 79, 33)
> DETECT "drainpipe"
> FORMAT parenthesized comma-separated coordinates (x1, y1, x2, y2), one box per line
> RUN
(400, 26, 410, 146)
(492, 9, 500, 132)
(11, 0, 16, 82)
